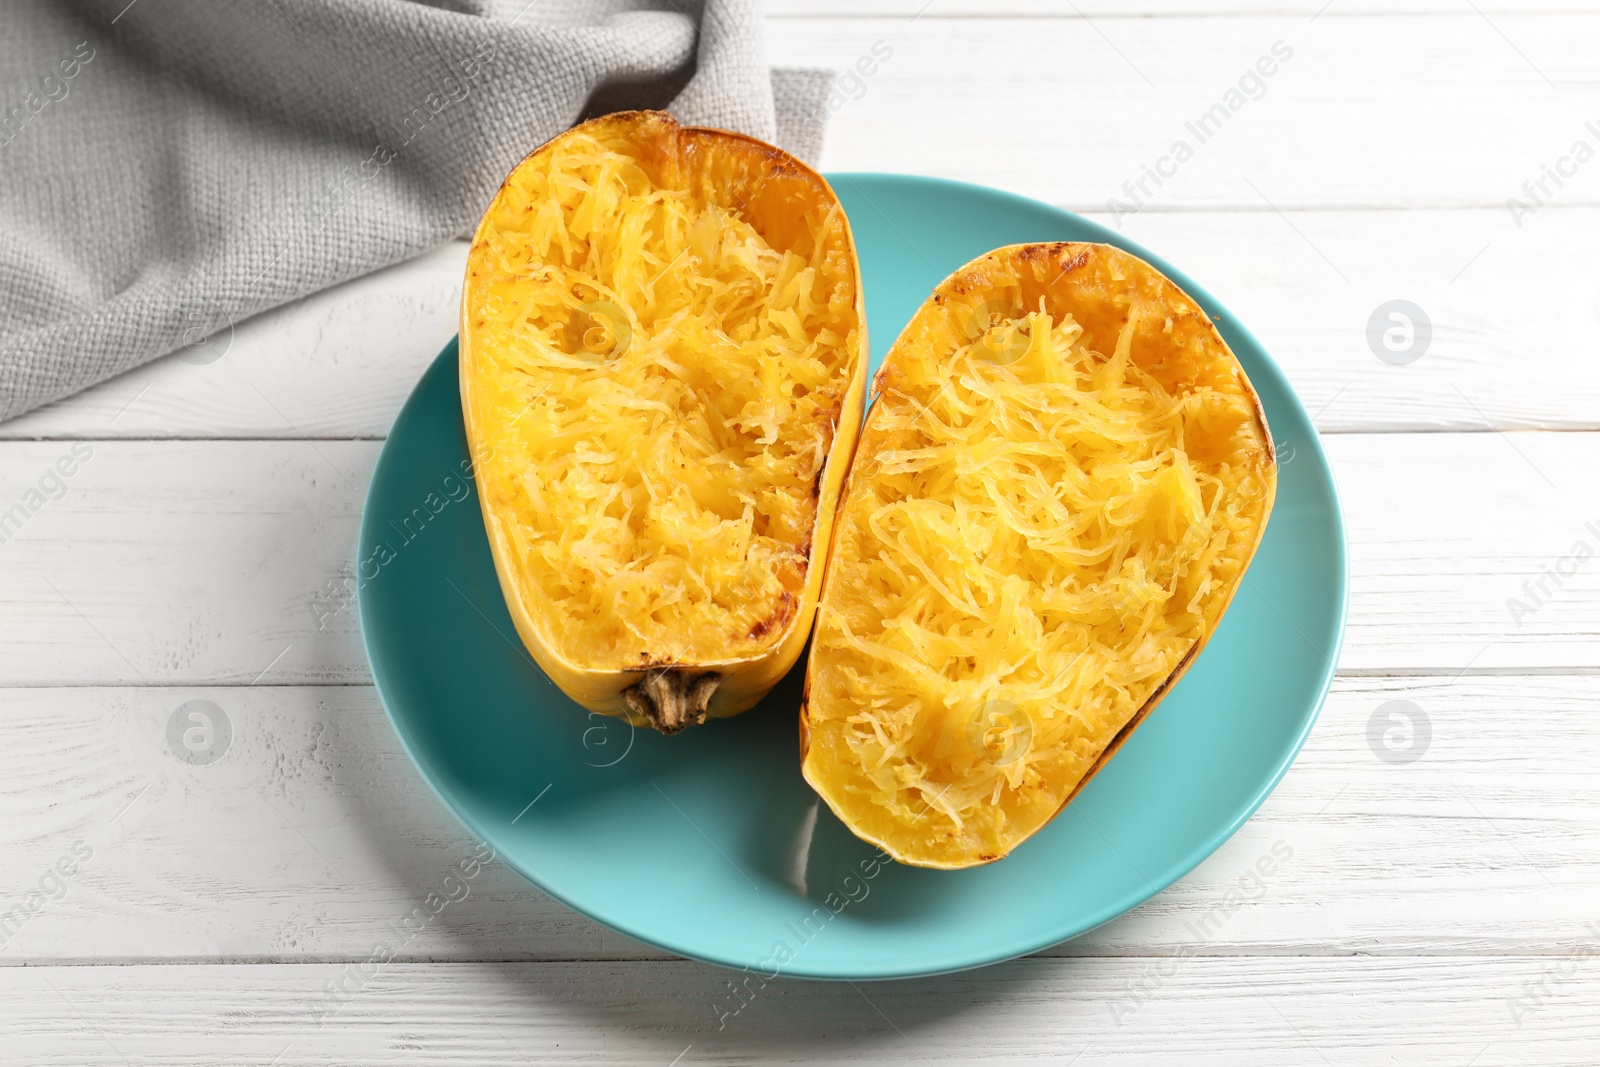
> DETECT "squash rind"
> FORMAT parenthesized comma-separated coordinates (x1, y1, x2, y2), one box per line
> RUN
(799, 242, 1276, 868)
(460, 111, 868, 730)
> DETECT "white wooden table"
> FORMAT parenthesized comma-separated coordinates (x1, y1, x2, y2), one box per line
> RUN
(3, 4, 1597, 1063)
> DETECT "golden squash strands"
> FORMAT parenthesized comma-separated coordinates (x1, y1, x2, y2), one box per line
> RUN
(800, 243, 1276, 867)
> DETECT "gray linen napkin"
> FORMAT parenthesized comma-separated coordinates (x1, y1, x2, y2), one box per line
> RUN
(0, 0, 832, 422)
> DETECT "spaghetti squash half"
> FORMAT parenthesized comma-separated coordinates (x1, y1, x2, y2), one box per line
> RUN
(461, 111, 866, 733)
(801, 243, 1275, 867)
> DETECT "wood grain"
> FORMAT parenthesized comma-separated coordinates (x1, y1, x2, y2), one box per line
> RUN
(771, 1, 1600, 15)
(0, 675, 1593, 965)
(3, 956, 1596, 1065)
(3, 7, 1597, 1061)
(0, 243, 465, 442)
(764, 14, 1600, 211)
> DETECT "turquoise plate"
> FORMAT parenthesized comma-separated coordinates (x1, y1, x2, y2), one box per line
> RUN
(359, 174, 1347, 980)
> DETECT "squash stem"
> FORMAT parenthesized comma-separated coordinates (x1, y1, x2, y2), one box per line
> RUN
(623, 670, 722, 734)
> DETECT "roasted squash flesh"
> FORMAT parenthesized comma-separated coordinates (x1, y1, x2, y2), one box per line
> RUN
(461, 111, 866, 732)
(801, 243, 1275, 867)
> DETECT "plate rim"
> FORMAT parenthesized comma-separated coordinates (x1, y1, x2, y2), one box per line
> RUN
(359, 171, 1350, 981)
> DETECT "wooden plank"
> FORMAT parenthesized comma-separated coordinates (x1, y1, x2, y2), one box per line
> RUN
(767, 14, 1600, 211)
(0, 683, 648, 965)
(6, 207, 1597, 439)
(0, 441, 376, 687)
(771, 1, 1600, 14)
(0, 674, 1594, 966)
(0, 432, 1593, 685)
(3, 957, 1596, 1064)
(0, 242, 466, 442)
(1093, 205, 1600, 434)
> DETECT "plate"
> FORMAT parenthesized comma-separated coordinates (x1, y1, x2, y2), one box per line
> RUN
(359, 173, 1347, 980)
